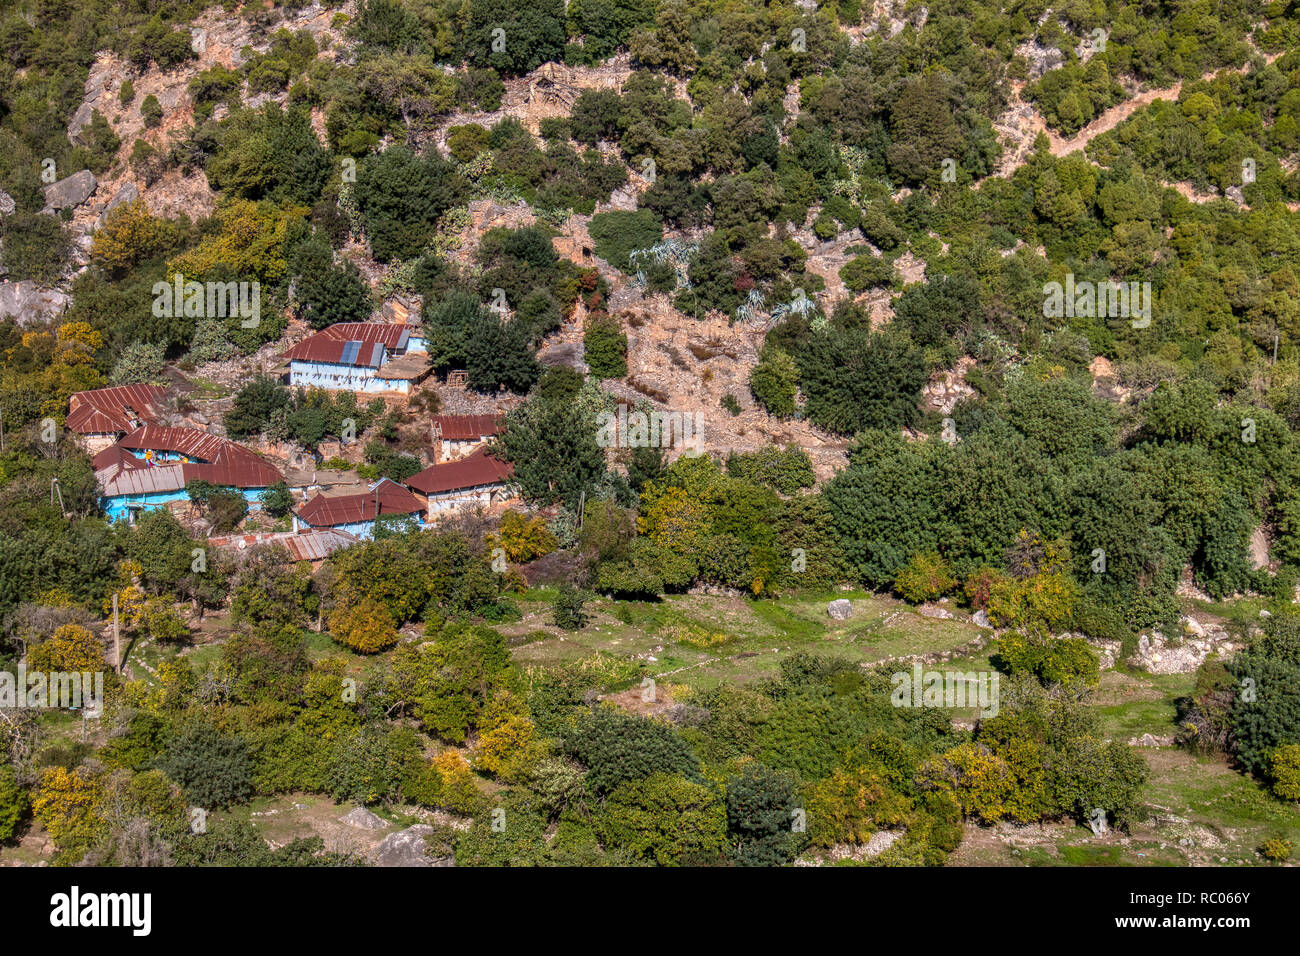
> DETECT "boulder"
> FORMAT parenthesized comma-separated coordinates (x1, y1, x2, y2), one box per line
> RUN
(42, 170, 97, 211)
(0, 189, 14, 217)
(341, 807, 389, 831)
(971, 609, 992, 629)
(374, 825, 452, 867)
(827, 599, 852, 620)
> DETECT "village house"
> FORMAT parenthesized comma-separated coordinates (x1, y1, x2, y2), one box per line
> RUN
(293, 477, 425, 539)
(405, 447, 515, 518)
(432, 414, 504, 462)
(94, 425, 283, 523)
(281, 322, 430, 394)
(66, 384, 167, 453)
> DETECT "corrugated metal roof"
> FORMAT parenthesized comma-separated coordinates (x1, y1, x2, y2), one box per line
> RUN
(208, 529, 360, 561)
(282, 322, 409, 365)
(285, 529, 360, 561)
(405, 447, 513, 495)
(433, 414, 504, 440)
(98, 462, 188, 497)
(97, 426, 282, 490)
(67, 384, 166, 434)
(297, 478, 423, 526)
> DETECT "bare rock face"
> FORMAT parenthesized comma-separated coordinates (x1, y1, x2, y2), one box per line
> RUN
(827, 598, 853, 620)
(0, 281, 70, 324)
(101, 182, 139, 219)
(373, 825, 452, 867)
(42, 170, 98, 211)
(67, 102, 96, 145)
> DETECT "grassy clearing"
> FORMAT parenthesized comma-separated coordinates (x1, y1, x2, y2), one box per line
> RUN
(508, 589, 986, 692)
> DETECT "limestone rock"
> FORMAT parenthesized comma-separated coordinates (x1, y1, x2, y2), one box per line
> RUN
(341, 807, 390, 831)
(42, 170, 97, 211)
(374, 825, 452, 867)
(67, 102, 96, 146)
(919, 602, 954, 620)
(102, 182, 140, 219)
(827, 599, 852, 620)
(0, 281, 70, 324)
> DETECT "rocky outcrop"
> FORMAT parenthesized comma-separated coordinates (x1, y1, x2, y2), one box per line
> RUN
(42, 170, 97, 211)
(0, 281, 70, 324)
(373, 825, 453, 867)
(1128, 617, 1243, 674)
(67, 102, 97, 146)
(100, 182, 139, 219)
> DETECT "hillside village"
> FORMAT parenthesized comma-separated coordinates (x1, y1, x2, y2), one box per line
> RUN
(1, 0, 1300, 873)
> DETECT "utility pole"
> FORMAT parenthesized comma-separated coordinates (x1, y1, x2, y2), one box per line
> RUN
(50, 477, 66, 517)
(112, 593, 121, 675)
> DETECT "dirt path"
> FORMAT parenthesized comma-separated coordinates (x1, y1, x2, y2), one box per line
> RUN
(994, 52, 1284, 174)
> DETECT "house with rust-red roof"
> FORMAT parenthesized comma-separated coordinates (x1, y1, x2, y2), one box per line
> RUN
(432, 414, 504, 462)
(405, 447, 515, 518)
(94, 425, 282, 523)
(66, 384, 167, 452)
(282, 322, 429, 394)
(293, 478, 424, 539)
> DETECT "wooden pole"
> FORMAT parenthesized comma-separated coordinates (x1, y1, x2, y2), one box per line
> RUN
(112, 593, 121, 675)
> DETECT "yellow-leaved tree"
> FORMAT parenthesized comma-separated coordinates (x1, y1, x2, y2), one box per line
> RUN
(329, 596, 399, 653)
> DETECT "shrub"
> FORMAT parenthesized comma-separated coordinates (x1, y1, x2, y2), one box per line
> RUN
(595, 772, 728, 866)
(1268, 744, 1300, 801)
(494, 510, 558, 563)
(329, 597, 399, 653)
(158, 723, 254, 809)
(986, 571, 1081, 633)
(894, 552, 957, 603)
(749, 346, 799, 418)
(141, 93, 163, 128)
(1260, 837, 1292, 861)
(583, 314, 628, 379)
(994, 632, 1100, 688)
(0, 767, 29, 842)
(551, 584, 590, 631)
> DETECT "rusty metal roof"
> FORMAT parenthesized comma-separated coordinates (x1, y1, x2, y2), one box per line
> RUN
(433, 414, 504, 440)
(297, 478, 423, 526)
(67, 384, 166, 434)
(405, 447, 513, 495)
(97, 426, 282, 490)
(282, 322, 409, 365)
(208, 529, 360, 561)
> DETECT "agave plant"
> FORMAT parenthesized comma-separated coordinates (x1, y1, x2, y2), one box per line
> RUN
(734, 287, 767, 323)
